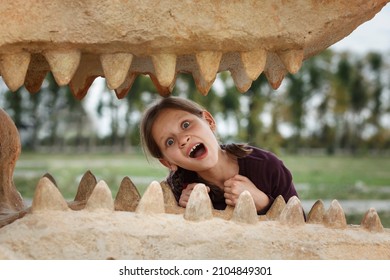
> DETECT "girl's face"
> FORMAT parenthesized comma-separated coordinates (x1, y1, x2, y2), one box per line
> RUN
(151, 108, 220, 172)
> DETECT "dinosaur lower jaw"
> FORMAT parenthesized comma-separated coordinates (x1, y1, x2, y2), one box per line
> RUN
(0, 0, 388, 97)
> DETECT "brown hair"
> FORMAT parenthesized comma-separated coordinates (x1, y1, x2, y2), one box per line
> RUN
(140, 96, 252, 160)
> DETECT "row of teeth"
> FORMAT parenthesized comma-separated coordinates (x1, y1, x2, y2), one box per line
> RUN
(12, 171, 383, 233)
(189, 143, 201, 157)
(0, 48, 304, 98)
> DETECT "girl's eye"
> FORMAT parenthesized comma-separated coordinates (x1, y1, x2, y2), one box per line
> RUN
(166, 138, 174, 146)
(182, 121, 190, 129)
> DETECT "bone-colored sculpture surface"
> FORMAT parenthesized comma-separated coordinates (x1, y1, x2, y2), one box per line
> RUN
(1, 0, 390, 260)
(0, 0, 389, 95)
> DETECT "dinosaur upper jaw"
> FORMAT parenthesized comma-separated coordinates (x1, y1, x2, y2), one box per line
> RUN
(0, 0, 388, 97)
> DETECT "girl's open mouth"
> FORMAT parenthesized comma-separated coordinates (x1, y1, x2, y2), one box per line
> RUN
(189, 143, 207, 158)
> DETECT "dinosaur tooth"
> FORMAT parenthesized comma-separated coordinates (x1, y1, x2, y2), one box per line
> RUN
(278, 196, 305, 226)
(277, 49, 304, 74)
(114, 73, 137, 99)
(230, 65, 253, 93)
(184, 183, 213, 221)
(0, 52, 31, 91)
(323, 199, 347, 229)
(193, 51, 222, 95)
(100, 53, 133, 90)
(84, 180, 114, 211)
(31, 177, 69, 213)
(114, 176, 141, 212)
(74, 170, 97, 202)
(307, 199, 325, 224)
(42, 173, 58, 188)
(240, 49, 267, 81)
(149, 73, 176, 97)
(44, 49, 81, 86)
(264, 53, 287, 90)
(135, 181, 165, 214)
(360, 208, 384, 233)
(151, 53, 177, 88)
(69, 54, 102, 100)
(24, 69, 48, 94)
(24, 54, 49, 94)
(231, 191, 258, 224)
(266, 195, 286, 220)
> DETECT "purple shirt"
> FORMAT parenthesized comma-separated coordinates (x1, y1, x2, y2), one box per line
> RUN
(166, 145, 298, 214)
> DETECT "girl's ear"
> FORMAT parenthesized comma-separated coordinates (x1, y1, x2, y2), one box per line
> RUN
(202, 110, 216, 131)
(159, 158, 178, 171)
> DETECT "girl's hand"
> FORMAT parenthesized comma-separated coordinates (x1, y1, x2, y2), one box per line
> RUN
(223, 174, 270, 212)
(178, 183, 210, 208)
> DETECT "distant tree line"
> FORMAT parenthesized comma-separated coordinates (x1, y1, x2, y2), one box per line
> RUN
(1, 49, 389, 155)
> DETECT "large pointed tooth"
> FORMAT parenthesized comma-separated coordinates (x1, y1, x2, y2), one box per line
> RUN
(240, 49, 267, 80)
(307, 199, 325, 224)
(74, 170, 97, 202)
(277, 49, 304, 74)
(230, 66, 253, 93)
(266, 195, 286, 220)
(160, 181, 178, 207)
(0, 52, 31, 91)
(42, 173, 58, 187)
(44, 50, 81, 86)
(24, 69, 47, 94)
(69, 54, 102, 99)
(192, 71, 213, 95)
(114, 176, 141, 212)
(151, 53, 177, 88)
(114, 73, 137, 99)
(31, 177, 69, 213)
(69, 74, 98, 100)
(278, 196, 305, 226)
(231, 191, 258, 224)
(360, 208, 384, 233)
(136, 181, 165, 214)
(100, 53, 133, 90)
(84, 180, 114, 211)
(24, 54, 48, 94)
(193, 51, 222, 95)
(264, 52, 287, 90)
(184, 183, 213, 221)
(160, 181, 185, 214)
(149, 73, 175, 97)
(323, 199, 347, 229)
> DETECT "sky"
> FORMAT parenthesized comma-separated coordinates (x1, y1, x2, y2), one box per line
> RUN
(329, 3, 390, 54)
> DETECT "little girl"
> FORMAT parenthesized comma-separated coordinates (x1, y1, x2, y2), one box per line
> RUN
(140, 96, 299, 214)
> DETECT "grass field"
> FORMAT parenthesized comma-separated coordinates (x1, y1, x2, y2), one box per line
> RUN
(12, 151, 390, 227)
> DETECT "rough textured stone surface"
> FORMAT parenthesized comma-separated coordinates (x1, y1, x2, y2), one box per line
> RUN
(0, 207, 389, 260)
(0, 0, 388, 95)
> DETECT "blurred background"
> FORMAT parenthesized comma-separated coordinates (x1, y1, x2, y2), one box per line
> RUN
(1, 6, 389, 226)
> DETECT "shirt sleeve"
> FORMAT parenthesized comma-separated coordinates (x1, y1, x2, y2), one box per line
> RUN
(239, 148, 298, 215)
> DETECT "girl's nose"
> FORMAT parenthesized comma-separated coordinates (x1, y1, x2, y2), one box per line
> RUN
(179, 135, 190, 147)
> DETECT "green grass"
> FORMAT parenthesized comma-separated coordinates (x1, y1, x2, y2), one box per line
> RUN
(14, 152, 167, 199)
(282, 154, 390, 200)
(11, 152, 390, 227)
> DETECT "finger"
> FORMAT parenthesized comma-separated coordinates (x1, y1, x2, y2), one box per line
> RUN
(186, 183, 198, 190)
(225, 198, 235, 207)
(179, 197, 187, 207)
